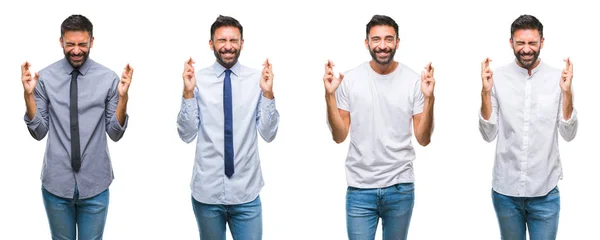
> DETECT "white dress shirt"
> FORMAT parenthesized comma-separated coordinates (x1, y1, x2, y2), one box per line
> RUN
(479, 60, 578, 197)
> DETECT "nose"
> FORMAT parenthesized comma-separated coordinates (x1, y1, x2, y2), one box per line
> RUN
(224, 40, 233, 50)
(378, 40, 386, 49)
(72, 46, 81, 55)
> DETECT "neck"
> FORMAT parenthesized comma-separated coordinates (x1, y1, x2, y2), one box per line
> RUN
(517, 59, 541, 76)
(369, 60, 398, 75)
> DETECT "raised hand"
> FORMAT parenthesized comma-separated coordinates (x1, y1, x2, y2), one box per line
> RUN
(182, 57, 196, 99)
(481, 57, 493, 93)
(421, 62, 435, 97)
(119, 64, 134, 97)
(260, 58, 274, 99)
(21, 61, 39, 95)
(560, 57, 573, 92)
(323, 60, 344, 95)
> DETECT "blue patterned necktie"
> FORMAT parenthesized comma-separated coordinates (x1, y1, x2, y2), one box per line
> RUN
(223, 69, 234, 177)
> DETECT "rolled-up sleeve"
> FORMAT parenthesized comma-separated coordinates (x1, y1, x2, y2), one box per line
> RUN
(479, 89, 499, 142)
(25, 79, 49, 140)
(105, 77, 128, 142)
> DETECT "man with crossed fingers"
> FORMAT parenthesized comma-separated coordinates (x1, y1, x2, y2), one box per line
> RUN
(177, 15, 279, 239)
(21, 14, 133, 239)
(324, 14, 435, 240)
(479, 15, 578, 240)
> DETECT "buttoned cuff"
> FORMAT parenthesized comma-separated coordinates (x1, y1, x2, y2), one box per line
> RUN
(181, 96, 198, 115)
(260, 95, 276, 114)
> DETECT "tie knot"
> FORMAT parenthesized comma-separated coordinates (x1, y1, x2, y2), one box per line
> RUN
(224, 69, 232, 76)
(72, 69, 80, 77)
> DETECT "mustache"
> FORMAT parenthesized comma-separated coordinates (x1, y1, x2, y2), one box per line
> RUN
(374, 48, 392, 53)
(219, 49, 237, 54)
(518, 51, 535, 56)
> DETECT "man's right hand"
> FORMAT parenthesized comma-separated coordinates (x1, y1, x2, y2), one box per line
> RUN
(481, 57, 493, 93)
(21, 61, 39, 95)
(182, 57, 196, 99)
(323, 59, 344, 95)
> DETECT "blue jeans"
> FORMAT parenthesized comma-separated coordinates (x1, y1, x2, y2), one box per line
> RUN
(192, 195, 262, 240)
(42, 186, 110, 240)
(492, 186, 560, 240)
(346, 183, 415, 240)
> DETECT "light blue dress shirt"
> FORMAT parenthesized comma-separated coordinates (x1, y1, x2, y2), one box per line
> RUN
(177, 61, 279, 205)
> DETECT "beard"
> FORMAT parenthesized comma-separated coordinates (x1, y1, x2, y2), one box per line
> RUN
(64, 50, 89, 69)
(514, 49, 540, 69)
(213, 46, 241, 69)
(369, 46, 396, 65)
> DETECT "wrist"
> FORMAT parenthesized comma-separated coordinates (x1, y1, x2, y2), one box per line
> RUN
(262, 91, 274, 100)
(325, 92, 336, 100)
(183, 90, 194, 99)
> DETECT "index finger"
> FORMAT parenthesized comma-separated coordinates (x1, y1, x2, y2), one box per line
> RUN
(481, 57, 491, 69)
(127, 64, 134, 75)
(21, 61, 30, 72)
(564, 57, 573, 71)
(327, 59, 335, 68)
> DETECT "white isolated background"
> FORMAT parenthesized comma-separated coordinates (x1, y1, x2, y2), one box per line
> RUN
(0, 0, 597, 239)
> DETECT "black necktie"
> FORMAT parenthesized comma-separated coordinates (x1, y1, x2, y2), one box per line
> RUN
(70, 69, 81, 172)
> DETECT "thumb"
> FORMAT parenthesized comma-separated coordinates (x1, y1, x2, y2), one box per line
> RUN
(34, 72, 40, 81)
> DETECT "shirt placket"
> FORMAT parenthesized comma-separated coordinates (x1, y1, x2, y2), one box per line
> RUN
(519, 77, 532, 196)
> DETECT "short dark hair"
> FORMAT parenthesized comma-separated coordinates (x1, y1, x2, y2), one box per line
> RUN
(511, 15, 543, 39)
(366, 15, 399, 39)
(210, 15, 243, 40)
(61, 14, 93, 38)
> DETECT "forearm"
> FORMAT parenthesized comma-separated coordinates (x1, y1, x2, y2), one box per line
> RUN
(415, 96, 434, 146)
(481, 91, 492, 120)
(116, 94, 128, 127)
(25, 92, 36, 120)
(562, 90, 573, 120)
(326, 93, 347, 143)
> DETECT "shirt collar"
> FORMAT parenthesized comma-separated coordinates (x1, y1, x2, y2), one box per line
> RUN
(512, 58, 543, 77)
(213, 61, 241, 78)
(61, 57, 93, 76)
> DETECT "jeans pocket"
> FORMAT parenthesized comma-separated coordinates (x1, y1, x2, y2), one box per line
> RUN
(347, 186, 360, 193)
(393, 183, 415, 194)
(548, 186, 560, 195)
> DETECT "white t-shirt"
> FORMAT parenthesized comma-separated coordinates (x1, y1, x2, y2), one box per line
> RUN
(336, 61, 424, 188)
